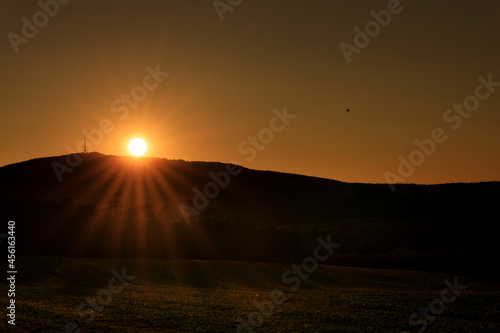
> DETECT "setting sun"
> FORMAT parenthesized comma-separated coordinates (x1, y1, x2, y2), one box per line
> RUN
(128, 138, 147, 156)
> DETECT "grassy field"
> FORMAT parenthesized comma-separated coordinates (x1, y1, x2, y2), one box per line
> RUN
(1, 257, 499, 332)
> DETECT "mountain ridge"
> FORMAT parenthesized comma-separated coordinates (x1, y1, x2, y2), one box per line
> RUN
(1, 153, 499, 274)
(3, 152, 495, 185)
(1, 153, 499, 227)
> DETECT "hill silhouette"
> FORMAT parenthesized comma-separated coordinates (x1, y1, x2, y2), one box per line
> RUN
(0, 153, 498, 276)
(1, 152, 498, 223)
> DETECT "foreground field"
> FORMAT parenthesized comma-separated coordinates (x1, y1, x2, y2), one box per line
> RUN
(1, 257, 499, 332)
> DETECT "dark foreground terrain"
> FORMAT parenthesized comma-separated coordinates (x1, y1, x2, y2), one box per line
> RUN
(1, 257, 499, 332)
(1, 155, 499, 331)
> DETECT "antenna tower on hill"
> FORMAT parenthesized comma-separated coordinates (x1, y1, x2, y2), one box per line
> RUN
(83, 135, 88, 154)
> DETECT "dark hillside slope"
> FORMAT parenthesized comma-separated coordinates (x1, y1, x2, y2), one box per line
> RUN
(0, 153, 498, 225)
(0, 154, 498, 275)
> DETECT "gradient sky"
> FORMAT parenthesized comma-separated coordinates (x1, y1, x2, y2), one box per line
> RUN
(1, 0, 499, 184)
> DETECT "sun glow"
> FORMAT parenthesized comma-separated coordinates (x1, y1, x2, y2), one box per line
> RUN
(128, 138, 147, 156)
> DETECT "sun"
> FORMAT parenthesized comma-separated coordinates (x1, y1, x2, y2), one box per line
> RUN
(128, 138, 147, 156)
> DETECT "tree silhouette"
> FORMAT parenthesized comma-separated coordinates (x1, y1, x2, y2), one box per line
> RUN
(106, 191, 122, 215)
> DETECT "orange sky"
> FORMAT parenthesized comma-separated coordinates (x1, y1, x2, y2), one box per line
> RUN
(1, 0, 499, 184)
